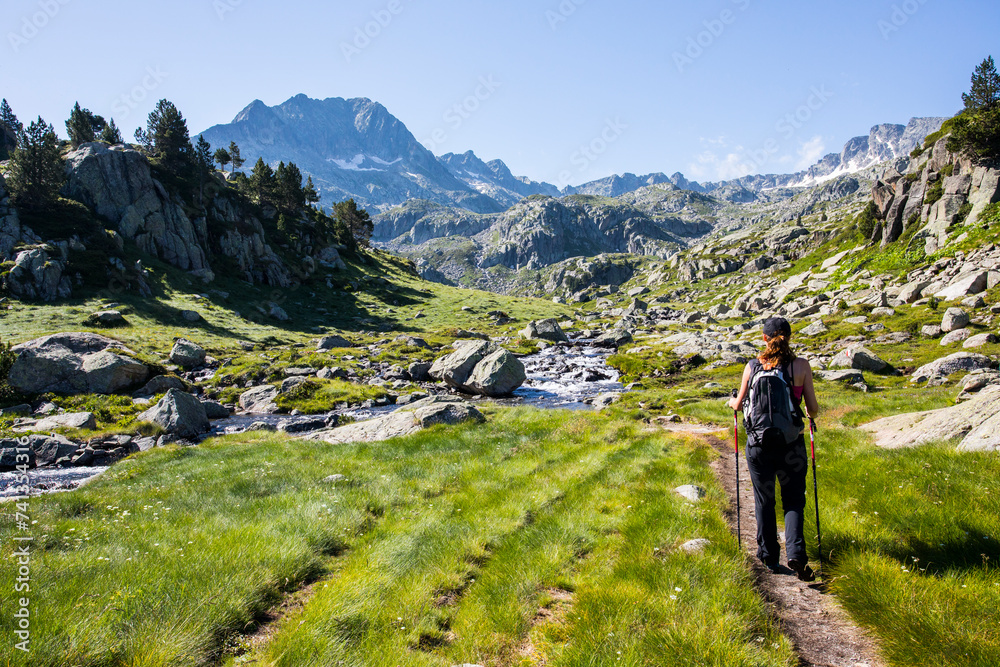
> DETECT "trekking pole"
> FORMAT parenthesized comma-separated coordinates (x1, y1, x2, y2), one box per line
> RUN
(809, 418, 823, 578)
(732, 390, 741, 545)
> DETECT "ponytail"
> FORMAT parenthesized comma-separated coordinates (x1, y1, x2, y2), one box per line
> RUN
(759, 333, 794, 368)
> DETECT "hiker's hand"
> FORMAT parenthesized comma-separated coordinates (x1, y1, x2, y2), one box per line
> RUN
(728, 397, 740, 411)
(810, 418, 817, 433)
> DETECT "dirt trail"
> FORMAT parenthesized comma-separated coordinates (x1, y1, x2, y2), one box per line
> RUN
(661, 424, 886, 667)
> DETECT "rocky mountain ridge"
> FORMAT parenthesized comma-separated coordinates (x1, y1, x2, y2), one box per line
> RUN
(198, 96, 503, 214)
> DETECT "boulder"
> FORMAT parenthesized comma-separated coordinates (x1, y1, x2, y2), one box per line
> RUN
(33, 412, 97, 431)
(941, 308, 970, 333)
(828, 346, 888, 373)
(799, 320, 828, 337)
(268, 303, 290, 321)
(0, 446, 34, 472)
(394, 335, 430, 349)
(239, 385, 280, 414)
(201, 400, 231, 419)
(912, 352, 993, 382)
(940, 329, 972, 346)
(465, 350, 527, 397)
(85, 310, 130, 328)
(520, 319, 569, 343)
(861, 385, 1000, 452)
(815, 370, 865, 384)
(280, 376, 309, 393)
(8, 333, 149, 395)
(964, 333, 998, 349)
(675, 485, 706, 502)
(921, 325, 943, 338)
(308, 397, 485, 445)
(897, 280, 930, 304)
(3, 247, 72, 302)
(317, 335, 353, 350)
(135, 375, 186, 396)
(317, 367, 349, 381)
(137, 389, 210, 439)
(169, 339, 206, 368)
(594, 328, 633, 349)
(180, 310, 201, 323)
(429, 340, 495, 390)
(934, 271, 989, 301)
(407, 362, 433, 382)
(22, 434, 79, 467)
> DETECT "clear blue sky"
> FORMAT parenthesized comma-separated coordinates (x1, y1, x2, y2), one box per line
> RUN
(1, 0, 996, 186)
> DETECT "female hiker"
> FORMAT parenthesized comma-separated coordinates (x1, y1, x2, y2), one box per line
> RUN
(728, 317, 820, 581)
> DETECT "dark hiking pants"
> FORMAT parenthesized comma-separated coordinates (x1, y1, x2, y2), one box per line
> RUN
(746, 433, 808, 566)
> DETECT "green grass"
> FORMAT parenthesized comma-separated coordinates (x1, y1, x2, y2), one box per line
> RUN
(274, 379, 391, 413)
(0, 409, 794, 667)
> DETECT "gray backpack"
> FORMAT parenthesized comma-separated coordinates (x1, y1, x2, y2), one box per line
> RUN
(744, 360, 804, 447)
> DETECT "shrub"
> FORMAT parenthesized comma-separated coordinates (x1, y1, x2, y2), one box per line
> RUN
(856, 202, 879, 241)
(928, 296, 940, 311)
(925, 179, 945, 207)
(0, 339, 18, 407)
(955, 202, 974, 226)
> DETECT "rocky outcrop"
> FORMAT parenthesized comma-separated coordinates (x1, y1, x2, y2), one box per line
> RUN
(868, 136, 1000, 251)
(861, 385, 1000, 452)
(912, 352, 993, 383)
(3, 246, 72, 301)
(307, 396, 485, 445)
(137, 389, 210, 439)
(60, 142, 291, 287)
(62, 143, 210, 272)
(8, 333, 149, 395)
(0, 173, 21, 260)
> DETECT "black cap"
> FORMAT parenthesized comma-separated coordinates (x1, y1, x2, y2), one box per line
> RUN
(763, 317, 792, 338)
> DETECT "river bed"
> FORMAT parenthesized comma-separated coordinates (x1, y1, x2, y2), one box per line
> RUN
(2, 342, 624, 497)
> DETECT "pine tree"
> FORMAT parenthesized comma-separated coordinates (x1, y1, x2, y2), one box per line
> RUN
(335, 198, 373, 247)
(214, 147, 231, 171)
(304, 175, 320, 206)
(276, 161, 305, 212)
(8, 117, 65, 211)
(229, 142, 245, 173)
(195, 135, 213, 170)
(65, 102, 107, 147)
(0, 99, 21, 160)
(249, 157, 276, 206)
(99, 118, 123, 144)
(963, 56, 1000, 112)
(949, 56, 1000, 161)
(143, 99, 193, 172)
(194, 135, 214, 204)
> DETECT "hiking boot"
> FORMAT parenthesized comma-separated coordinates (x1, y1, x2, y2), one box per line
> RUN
(788, 559, 815, 582)
(763, 561, 781, 574)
